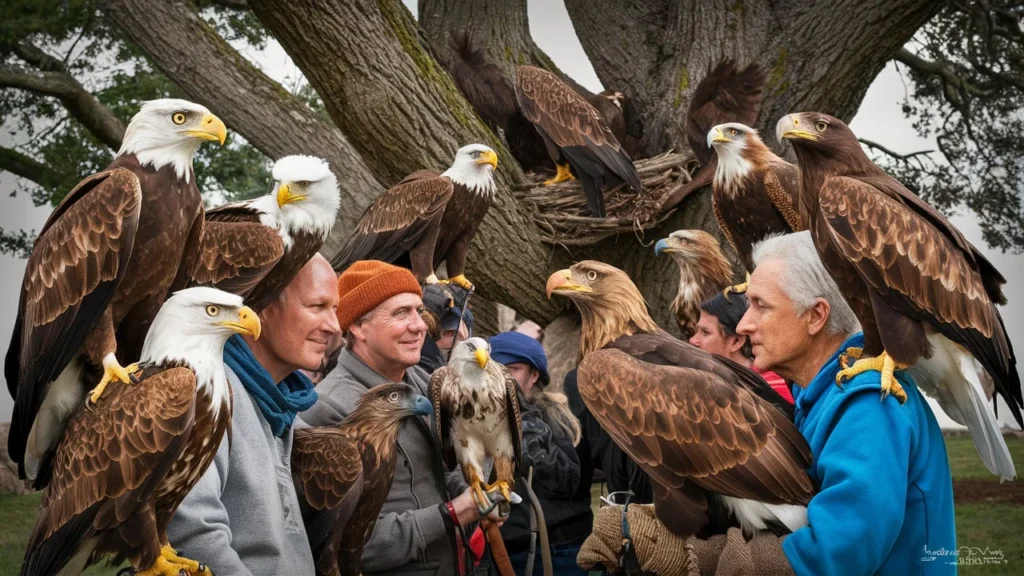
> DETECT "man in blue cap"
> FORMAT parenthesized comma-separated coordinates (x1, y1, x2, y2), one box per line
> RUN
(489, 331, 592, 576)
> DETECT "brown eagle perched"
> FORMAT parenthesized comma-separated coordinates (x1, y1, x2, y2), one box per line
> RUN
(660, 60, 764, 212)
(654, 229, 735, 339)
(330, 144, 497, 290)
(6, 99, 226, 489)
(779, 112, 1021, 480)
(709, 122, 803, 293)
(291, 383, 433, 576)
(514, 65, 642, 217)
(430, 337, 523, 517)
(546, 261, 814, 537)
(20, 287, 260, 576)
(193, 155, 340, 312)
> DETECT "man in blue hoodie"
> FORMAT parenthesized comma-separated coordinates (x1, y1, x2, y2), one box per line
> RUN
(687, 230, 956, 575)
(680, 231, 956, 575)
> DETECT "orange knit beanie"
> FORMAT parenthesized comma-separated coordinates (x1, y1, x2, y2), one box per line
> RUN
(336, 261, 423, 332)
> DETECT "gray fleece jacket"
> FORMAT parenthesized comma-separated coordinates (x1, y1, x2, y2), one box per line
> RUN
(301, 348, 468, 576)
(167, 367, 315, 576)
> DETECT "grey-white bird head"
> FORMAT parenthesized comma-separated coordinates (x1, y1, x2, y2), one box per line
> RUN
(269, 155, 341, 244)
(117, 99, 227, 183)
(442, 144, 498, 197)
(708, 122, 763, 184)
(448, 336, 492, 373)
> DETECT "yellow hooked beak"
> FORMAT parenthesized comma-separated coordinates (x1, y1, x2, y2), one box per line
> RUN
(777, 114, 818, 142)
(711, 127, 730, 144)
(475, 348, 489, 369)
(476, 149, 499, 170)
(276, 183, 307, 208)
(184, 113, 227, 145)
(219, 306, 262, 340)
(545, 269, 592, 299)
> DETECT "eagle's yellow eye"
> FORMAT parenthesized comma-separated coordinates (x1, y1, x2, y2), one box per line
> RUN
(388, 392, 399, 403)
(206, 305, 219, 316)
(586, 270, 598, 281)
(297, 181, 310, 188)
(815, 121, 828, 133)
(172, 112, 187, 125)
(729, 128, 739, 137)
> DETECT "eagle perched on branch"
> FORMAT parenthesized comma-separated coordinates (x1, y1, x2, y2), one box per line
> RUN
(779, 112, 1021, 480)
(547, 261, 814, 537)
(430, 337, 523, 516)
(21, 287, 259, 576)
(291, 383, 433, 576)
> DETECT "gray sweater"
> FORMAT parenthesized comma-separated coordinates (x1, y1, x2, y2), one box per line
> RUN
(301, 348, 467, 576)
(167, 367, 316, 576)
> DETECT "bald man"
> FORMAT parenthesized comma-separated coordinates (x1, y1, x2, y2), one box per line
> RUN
(169, 254, 341, 575)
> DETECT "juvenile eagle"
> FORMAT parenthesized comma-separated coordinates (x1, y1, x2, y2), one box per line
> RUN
(330, 144, 497, 290)
(547, 261, 814, 537)
(654, 229, 735, 338)
(21, 287, 259, 576)
(779, 112, 1021, 480)
(430, 337, 522, 516)
(194, 155, 340, 311)
(6, 99, 226, 489)
(292, 383, 433, 576)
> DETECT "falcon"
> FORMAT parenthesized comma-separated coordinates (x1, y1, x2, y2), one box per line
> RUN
(514, 65, 642, 217)
(547, 261, 814, 537)
(291, 383, 433, 576)
(20, 287, 260, 576)
(193, 154, 340, 311)
(430, 337, 522, 517)
(778, 112, 1021, 480)
(6, 99, 226, 489)
(330, 144, 497, 290)
(654, 229, 735, 339)
(660, 60, 765, 213)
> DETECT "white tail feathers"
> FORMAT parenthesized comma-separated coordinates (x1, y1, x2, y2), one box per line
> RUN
(718, 495, 808, 537)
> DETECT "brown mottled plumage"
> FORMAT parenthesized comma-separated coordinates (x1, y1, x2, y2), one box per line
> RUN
(20, 288, 257, 576)
(654, 230, 735, 338)
(546, 261, 813, 537)
(779, 112, 1021, 479)
(292, 383, 432, 576)
(6, 100, 225, 490)
(514, 65, 642, 217)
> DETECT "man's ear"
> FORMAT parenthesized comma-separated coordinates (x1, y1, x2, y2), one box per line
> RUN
(725, 334, 745, 354)
(347, 322, 367, 344)
(806, 298, 831, 336)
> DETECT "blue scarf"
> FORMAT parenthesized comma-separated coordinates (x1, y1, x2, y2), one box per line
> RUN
(223, 335, 318, 438)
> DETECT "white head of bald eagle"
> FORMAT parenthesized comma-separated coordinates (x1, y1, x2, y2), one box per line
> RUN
(442, 144, 499, 197)
(117, 99, 228, 183)
(251, 155, 342, 248)
(140, 286, 260, 415)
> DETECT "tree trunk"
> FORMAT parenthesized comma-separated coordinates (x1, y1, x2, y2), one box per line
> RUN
(100, 0, 382, 255)
(248, 0, 561, 323)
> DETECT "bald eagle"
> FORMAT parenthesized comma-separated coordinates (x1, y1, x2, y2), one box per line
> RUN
(514, 65, 642, 217)
(20, 287, 259, 576)
(6, 99, 226, 489)
(547, 261, 814, 537)
(430, 338, 522, 517)
(654, 230, 735, 338)
(779, 112, 1021, 480)
(330, 144, 497, 290)
(292, 383, 433, 576)
(194, 155, 340, 311)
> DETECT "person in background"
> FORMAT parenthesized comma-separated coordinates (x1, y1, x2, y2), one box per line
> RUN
(301, 261, 498, 575)
(168, 254, 340, 575)
(418, 283, 474, 373)
(489, 331, 591, 576)
(690, 293, 793, 403)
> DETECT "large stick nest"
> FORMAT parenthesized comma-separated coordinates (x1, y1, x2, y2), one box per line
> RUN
(512, 151, 695, 247)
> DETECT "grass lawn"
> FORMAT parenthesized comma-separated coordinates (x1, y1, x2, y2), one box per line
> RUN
(1, 436, 1020, 574)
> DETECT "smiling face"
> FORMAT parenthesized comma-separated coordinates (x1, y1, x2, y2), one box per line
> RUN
(348, 292, 428, 379)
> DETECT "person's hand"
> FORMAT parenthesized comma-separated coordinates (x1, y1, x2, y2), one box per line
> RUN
(450, 487, 506, 527)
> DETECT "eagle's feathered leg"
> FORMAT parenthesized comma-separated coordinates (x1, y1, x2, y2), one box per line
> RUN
(836, 350, 909, 404)
(466, 467, 494, 515)
(484, 455, 516, 517)
(84, 308, 140, 404)
(89, 355, 141, 404)
(723, 272, 752, 299)
(543, 163, 575, 185)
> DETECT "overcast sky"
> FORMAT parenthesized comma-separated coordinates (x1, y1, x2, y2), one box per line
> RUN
(0, 0, 1020, 429)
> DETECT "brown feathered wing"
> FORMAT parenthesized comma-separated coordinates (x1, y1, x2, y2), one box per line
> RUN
(191, 205, 285, 302)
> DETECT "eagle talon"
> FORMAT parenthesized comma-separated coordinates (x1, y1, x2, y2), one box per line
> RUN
(439, 274, 474, 291)
(838, 347, 864, 370)
(723, 273, 751, 300)
(543, 163, 575, 185)
(89, 358, 141, 404)
(835, 351, 908, 404)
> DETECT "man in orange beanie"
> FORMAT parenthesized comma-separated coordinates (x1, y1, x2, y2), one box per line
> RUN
(302, 260, 497, 575)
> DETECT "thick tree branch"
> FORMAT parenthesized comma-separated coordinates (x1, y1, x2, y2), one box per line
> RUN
(1, 59, 126, 150)
(0, 147, 57, 189)
(893, 47, 998, 103)
(100, 0, 382, 254)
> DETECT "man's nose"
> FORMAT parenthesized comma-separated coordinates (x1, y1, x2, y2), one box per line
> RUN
(324, 309, 341, 335)
(736, 309, 755, 336)
(410, 310, 428, 333)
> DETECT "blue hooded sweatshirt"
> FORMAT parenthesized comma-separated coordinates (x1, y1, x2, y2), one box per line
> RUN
(782, 333, 957, 576)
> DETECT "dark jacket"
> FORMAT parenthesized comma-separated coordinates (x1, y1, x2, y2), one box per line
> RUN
(501, 392, 594, 554)
(563, 369, 652, 504)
